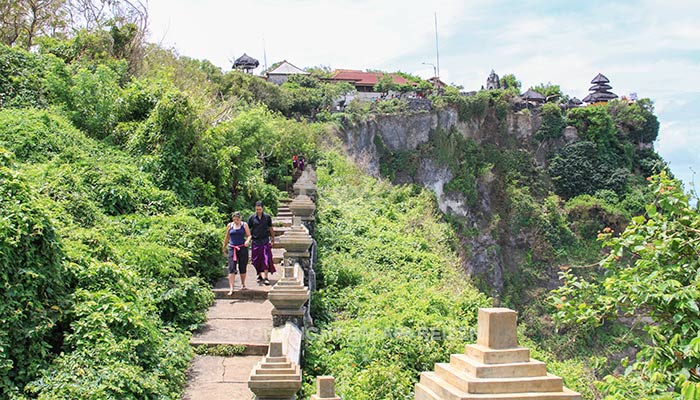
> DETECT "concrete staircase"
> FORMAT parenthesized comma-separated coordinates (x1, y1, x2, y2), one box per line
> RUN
(183, 202, 294, 400)
(414, 308, 581, 400)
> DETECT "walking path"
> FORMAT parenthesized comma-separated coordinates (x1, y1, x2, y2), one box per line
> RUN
(183, 201, 292, 400)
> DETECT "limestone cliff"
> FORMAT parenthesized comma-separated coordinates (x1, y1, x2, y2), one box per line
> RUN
(335, 105, 578, 300)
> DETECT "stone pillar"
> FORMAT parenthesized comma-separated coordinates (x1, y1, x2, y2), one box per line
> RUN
(278, 217, 314, 289)
(248, 328, 302, 400)
(310, 376, 341, 400)
(289, 188, 317, 241)
(269, 262, 310, 329)
(414, 307, 581, 399)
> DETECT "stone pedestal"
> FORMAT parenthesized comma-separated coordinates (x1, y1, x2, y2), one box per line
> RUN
(248, 341, 302, 400)
(268, 263, 310, 329)
(414, 307, 581, 400)
(278, 217, 314, 289)
(311, 376, 341, 400)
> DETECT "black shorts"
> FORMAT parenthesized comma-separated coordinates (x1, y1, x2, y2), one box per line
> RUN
(227, 246, 248, 274)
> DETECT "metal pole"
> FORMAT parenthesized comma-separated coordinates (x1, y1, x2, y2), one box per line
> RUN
(262, 38, 268, 72)
(434, 12, 440, 78)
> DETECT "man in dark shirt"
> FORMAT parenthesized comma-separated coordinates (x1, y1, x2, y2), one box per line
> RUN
(248, 201, 276, 284)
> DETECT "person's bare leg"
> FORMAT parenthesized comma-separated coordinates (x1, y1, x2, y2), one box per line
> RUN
(240, 273, 247, 289)
(227, 273, 234, 295)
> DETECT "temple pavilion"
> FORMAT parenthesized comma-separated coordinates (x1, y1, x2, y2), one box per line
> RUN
(233, 53, 259, 74)
(583, 73, 618, 103)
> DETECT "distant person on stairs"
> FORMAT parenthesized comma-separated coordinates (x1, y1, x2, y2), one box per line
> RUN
(248, 201, 276, 285)
(222, 211, 251, 295)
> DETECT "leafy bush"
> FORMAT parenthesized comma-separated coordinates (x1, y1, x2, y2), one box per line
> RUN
(552, 171, 700, 398)
(304, 152, 490, 397)
(0, 149, 71, 397)
(535, 102, 566, 140)
(68, 64, 124, 139)
(549, 141, 630, 198)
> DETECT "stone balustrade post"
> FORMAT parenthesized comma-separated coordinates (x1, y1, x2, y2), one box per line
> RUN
(248, 324, 303, 400)
(311, 376, 341, 400)
(414, 307, 581, 399)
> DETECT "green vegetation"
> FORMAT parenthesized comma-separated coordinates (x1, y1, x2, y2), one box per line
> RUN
(0, 27, 316, 397)
(1, 9, 685, 400)
(553, 172, 700, 399)
(535, 102, 566, 140)
(305, 153, 592, 398)
(193, 345, 246, 357)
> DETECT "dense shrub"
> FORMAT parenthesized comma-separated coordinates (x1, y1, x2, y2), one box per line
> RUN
(535, 102, 566, 140)
(68, 64, 125, 138)
(304, 152, 490, 397)
(553, 172, 700, 398)
(0, 149, 71, 397)
(128, 90, 199, 199)
(549, 141, 630, 198)
(0, 106, 218, 398)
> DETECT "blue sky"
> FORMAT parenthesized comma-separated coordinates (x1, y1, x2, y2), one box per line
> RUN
(147, 0, 699, 192)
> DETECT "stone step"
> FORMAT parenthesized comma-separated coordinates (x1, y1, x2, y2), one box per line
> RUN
(466, 344, 531, 364)
(205, 299, 273, 320)
(435, 363, 563, 394)
(213, 273, 280, 299)
(415, 382, 444, 400)
(191, 318, 272, 348)
(420, 371, 469, 400)
(272, 218, 292, 227)
(273, 226, 291, 237)
(450, 354, 548, 379)
(191, 342, 269, 356)
(183, 355, 262, 400)
(249, 373, 301, 381)
(417, 373, 580, 399)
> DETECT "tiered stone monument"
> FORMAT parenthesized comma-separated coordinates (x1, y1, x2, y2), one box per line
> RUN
(269, 224, 311, 328)
(293, 173, 317, 201)
(277, 216, 314, 289)
(415, 308, 581, 400)
(311, 376, 342, 400)
(248, 323, 303, 399)
(289, 188, 316, 231)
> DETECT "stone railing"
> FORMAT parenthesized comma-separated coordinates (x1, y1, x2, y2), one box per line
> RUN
(250, 166, 338, 399)
(248, 322, 303, 400)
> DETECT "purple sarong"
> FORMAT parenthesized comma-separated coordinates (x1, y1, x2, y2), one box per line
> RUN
(252, 242, 276, 274)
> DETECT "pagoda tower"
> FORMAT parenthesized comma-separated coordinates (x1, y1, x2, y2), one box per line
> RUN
(582, 73, 618, 103)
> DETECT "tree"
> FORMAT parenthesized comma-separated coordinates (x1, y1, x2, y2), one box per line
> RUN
(607, 98, 660, 144)
(531, 83, 564, 103)
(552, 171, 700, 399)
(549, 141, 629, 198)
(535, 102, 566, 140)
(375, 73, 397, 95)
(0, 0, 69, 49)
(500, 73, 521, 93)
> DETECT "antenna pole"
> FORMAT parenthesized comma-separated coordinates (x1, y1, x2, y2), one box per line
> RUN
(263, 38, 268, 71)
(434, 12, 440, 78)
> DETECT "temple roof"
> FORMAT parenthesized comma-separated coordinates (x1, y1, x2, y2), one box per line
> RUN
(328, 70, 408, 86)
(583, 91, 618, 103)
(568, 97, 583, 105)
(521, 89, 545, 101)
(233, 53, 259, 69)
(590, 73, 610, 84)
(266, 60, 309, 75)
(589, 83, 612, 91)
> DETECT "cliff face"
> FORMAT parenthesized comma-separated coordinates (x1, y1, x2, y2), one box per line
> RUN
(336, 106, 560, 299)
